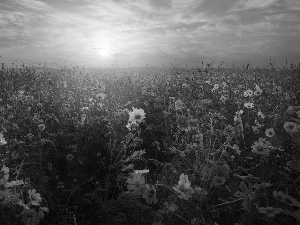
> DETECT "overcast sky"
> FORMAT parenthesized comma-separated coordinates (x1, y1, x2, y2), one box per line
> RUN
(0, 0, 299, 68)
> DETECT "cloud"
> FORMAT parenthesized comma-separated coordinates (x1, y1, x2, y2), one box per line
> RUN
(229, 0, 278, 11)
(0, 0, 299, 67)
(148, 0, 172, 9)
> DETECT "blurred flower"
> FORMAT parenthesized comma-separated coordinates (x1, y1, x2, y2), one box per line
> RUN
(244, 89, 253, 97)
(244, 102, 254, 108)
(182, 83, 189, 88)
(28, 189, 42, 206)
(126, 121, 138, 131)
(272, 86, 282, 95)
(176, 115, 190, 130)
(153, 211, 163, 224)
(128, 107, 146, 123)
(0, 132, 7, 145)
(121, 164, 134, 171)
(234, 191, 245, 198)
(173, 173, 194, 200)
(233, 144, 241, 155)
(283, 121, 299, 133)
(265, 128, 275, 137)
(164, 202, 178, 212)
(66, 154, 74, 161)
(213, 84, 219, 90)
(96, 93, 107, 100)
(256, 206, 284, 217)
(211, 163, 230, 179)
(4, 179, 24, 188)
(42, 176, 49, 183)
(257, 111, 265, 119)
(47, 162, 53, 170)
(134, 169, 149, 174)
(22, 209, 39, 225)
(220, 95, 227, 103)
(213, 176, 226, 186)
(254, 84, 262, 96)
(1, 165, 10, 181)
(97, 102, 104, 109)
(142, 185, 158, 204)
(32, 114, 43, 123)
(57, 181, 64, 188)
(174, 99, 184, 110)
(126, 172, 146, 196)
(286, 105, 295, 114)
(38, 124, 45, 131)
(201, 165, 212, 177)
(273, 190, 300, 207)
(81, 107, 89, 113)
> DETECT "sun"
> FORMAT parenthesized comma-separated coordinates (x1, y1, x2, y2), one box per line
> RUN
(97, 46, 114, 58)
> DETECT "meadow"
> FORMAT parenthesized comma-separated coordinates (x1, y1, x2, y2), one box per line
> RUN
(0, 62, 300, 225)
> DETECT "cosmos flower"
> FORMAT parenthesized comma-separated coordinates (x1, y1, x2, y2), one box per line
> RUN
(213, 84, 219, 90)
(0, 132, 7, 145)
(164, 202, 178, 212)
(1, 165, 10, 181)
(96, 93, 107, 100)
(283, 121, 299, 133)
(126, 121, 139, 131)
(251, 138, 271, 155)
(257, 110, 265, 119)
(126, 172, 146, 196)
(256, 206, 284, 217)
(173, 173, 194, 200)
(213, 176, 226, 186)
(28, 189, 42, 206)
(142, 185, 158, 204)
(38, 124, 45, 131)
(176, 115, 190, 130)
(273, 190, 300, 207)
(244, 102, 254, 108)
(265, 128, 275, 137)
(128, 107, 146, 123)
(220, 95, 227, 103)
(244, 89, 253, 97)
(182, 83, 189, 88)
(66, 154, 74, 161)
(174, 99, 184, 111)
(254, 84, 263, 96)
(272, 86, 282, 95)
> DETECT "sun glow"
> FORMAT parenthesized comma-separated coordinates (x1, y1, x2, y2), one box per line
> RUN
(96, 46, 114, 58)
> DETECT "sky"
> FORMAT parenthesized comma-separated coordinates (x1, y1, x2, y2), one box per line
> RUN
(0, 0, 299, 68)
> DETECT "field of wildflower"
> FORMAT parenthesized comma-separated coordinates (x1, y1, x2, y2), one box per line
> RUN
(0, 63, 300, 225)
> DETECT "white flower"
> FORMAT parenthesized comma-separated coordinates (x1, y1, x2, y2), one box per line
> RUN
(96, 93, 107, 100)
(265, 128, 275, 137)
(126, 172, 147, 196)
(244, 102, 254, 108)
(173, 173, 194, 200)
(283, 121, 299, 133)
(174, 99, 184, 111)
(213, 84, 219, 90)
(0, 132, 7, 145)
(251, 138, 271, 155)
(28, 189, 42, 206)
(128, 107, 146, 123)
(244, 89, 253, 97)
